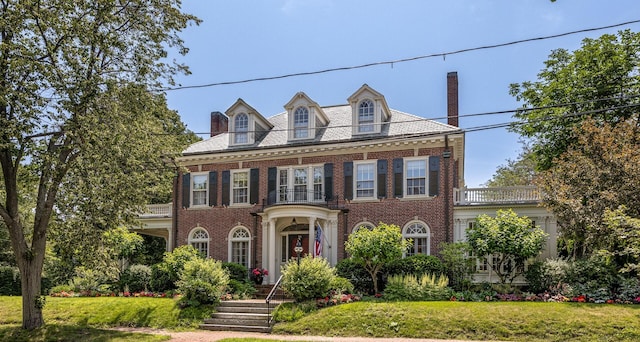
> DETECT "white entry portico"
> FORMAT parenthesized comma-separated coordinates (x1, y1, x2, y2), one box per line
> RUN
(260, 205, 340, 284)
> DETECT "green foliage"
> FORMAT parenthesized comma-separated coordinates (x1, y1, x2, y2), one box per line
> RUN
(524, 258, 570, 294)
(602, 206, 640, 274)
(510, 30, 640, 171)
(335, 258, 375, 294)
(563, 256, 619, 299)
(384, 274, 450, 301)
(345, 222, 410, 293)
(130, 235, 166, 266)
(483, 143, 537, 187)
(156, 245, 204, 290)
(281, 256, 335, 302)
(176, 258, 229, 307)
(226, 279, 256, 299)
(386, 254, 444, 277)
(271, 301, 318, 323)
(467, 209, 548, 284)
(329, 276, 355, 295)
(149, 264, 173, 293)
(69, 267, 108, 294)
(0, 266, 21, 296)
(120, 264, 152, 293)
(222, 262, 249, 282)
(439, 242, 476, 291)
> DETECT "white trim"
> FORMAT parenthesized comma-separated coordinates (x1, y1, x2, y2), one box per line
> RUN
(276, 164, 325, 203)
(352, 221, 375, 233)
(230, 169, 250, 206)
(403, 156, 429, 198)
(402, 220, 431, 256)
(353, 160, 377, 200)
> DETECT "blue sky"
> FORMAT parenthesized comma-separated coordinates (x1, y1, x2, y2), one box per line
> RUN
(164, 0, 640, 187)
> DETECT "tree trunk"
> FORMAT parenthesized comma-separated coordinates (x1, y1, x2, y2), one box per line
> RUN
(19, 259, 44, 330)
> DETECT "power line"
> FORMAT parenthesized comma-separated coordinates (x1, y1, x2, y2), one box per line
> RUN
(157, 19, 640, 92)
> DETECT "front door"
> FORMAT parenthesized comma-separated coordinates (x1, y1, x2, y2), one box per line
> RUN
(280, 233, 309, 265)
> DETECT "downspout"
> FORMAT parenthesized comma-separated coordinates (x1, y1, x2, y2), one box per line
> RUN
(342, 209, 349, 259)
(251, 212, 258, 268)
(443, 135, 451, 243)
(172, 172, 180, 251)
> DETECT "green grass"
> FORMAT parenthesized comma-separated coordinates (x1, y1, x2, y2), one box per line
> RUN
(0, 296, 213, 341)
(273, 301, 640, 342)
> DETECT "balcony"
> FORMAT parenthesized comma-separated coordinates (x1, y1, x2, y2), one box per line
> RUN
(139, 203, 173, 218)
(454, 186, 541, 206)
(262, 188, 342, 209)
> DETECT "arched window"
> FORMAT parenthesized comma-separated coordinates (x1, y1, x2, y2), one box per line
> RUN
(229, 227, 251, 269)
(358, 100, 374, 133)
(188, 227, 209, 257)
(293, 107, 309, 138)
(403, 221, 430, 256)
(234, 113, 249, 144)
(352, 221, 375, 233)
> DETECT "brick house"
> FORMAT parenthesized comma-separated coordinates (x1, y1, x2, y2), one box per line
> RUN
(169, 73, 464, 284)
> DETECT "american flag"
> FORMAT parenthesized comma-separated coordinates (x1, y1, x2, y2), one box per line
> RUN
(314, 223, 323, 257)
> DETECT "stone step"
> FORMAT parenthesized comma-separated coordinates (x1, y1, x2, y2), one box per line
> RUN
(204, 315, 269, 326)
(216, 306, 270, 314)
(200, 323, 271, 333)
(217, 300, 269, 307)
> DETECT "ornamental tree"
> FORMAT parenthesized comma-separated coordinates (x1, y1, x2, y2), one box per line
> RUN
(467, 209, 547, 285)
(0, 0, 199, 329)
(345, 222, 410, 294)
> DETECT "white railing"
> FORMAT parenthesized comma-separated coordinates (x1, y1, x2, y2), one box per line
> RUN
(139, 203, 173, 217)
(454, 186, 540, 205)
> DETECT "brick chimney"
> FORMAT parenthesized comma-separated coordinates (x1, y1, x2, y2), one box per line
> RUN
(447, 72, 459, 127)
(210, 111, 228, 137)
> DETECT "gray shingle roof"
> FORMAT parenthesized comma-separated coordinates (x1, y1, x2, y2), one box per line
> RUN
(183, 104, 461, 155)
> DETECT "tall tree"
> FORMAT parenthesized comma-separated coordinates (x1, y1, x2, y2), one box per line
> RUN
(536, 116, 640, 258)
(0, 0, 199, 329)
(467, 209, 547, 285)
(483, 143, 537, 187)
(509, 30, 640, 170)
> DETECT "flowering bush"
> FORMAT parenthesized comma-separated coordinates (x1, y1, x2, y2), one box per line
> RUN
(252, 268, 268, 277)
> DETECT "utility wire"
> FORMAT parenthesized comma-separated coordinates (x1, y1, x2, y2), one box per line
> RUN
(157, 19, 640, 92)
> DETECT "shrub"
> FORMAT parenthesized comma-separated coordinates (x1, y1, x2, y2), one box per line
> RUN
(155, 245, 203, 290)
(383, 273, 449, 301)
(226, 279, 256, 299)
(525, 258, 570, 294)
(564, 256, 619, 299)
(222, 262, 249, 282)
(120, 264, 152, 293)
(420, 273, 450, 300)
(176, 258, 229, 307)
(439, 242, 475, 291)
(149, 263, 173, 292)
(615, 277, 640, 302)
(329, 276, 354, 295)
(272, 301, 317, 323)
(336, 258, 375, 294)
(0, 266, 21, 296)
(49, 284, 73, 295)
(385, 254, 445, 277)
(70, 267, 104, 293)
(281, 255, 335, 302)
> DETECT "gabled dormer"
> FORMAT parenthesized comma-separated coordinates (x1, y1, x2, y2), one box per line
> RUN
(347, 84, 391, 135)
(226, 98, 273, 147)
(284, 92, 329, 141)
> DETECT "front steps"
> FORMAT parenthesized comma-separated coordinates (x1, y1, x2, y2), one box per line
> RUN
(200, 300, 280, 333)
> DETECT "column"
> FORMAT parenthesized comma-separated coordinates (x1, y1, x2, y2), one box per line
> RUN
(268, 218, 276, 284)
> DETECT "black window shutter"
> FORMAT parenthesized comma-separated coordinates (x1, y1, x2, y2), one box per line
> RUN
(221, 170, 230, 206)
(343, 161, 353, 201)
(393, 158, 403, 198)
(429, 156, 440, 196)
(377, 160, 388, 199)
(208, 171, 217, 206)
(182, 173, 190, 208)
(267, 167, 277, 205)
(324, 163, 333, 201)
(250, 168, 259, 204)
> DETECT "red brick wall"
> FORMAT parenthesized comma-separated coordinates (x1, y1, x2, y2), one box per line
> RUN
(175, 146, 455, 265)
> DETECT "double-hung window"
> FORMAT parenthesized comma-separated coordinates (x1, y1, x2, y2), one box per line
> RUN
(277, 165, 324, 203)
(405, 159, 427, 196)
(293, 107, 309, 138)
(232, 170, 249, 204)
(191, 174, 208, 206)
(355, 162, 375, 199)
(358, 100, 374, 133)
(234, 113, 249, 144)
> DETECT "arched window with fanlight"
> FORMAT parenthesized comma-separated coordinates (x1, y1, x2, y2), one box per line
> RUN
(188, 227, 209, 257)
(403, 221, 430, 256)
(352, 221, 375, 233)
(228, 226, 251, 269)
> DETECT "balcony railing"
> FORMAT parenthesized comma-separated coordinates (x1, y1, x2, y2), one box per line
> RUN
(139, 203, 172, 218)
(454, 186, 540, 205)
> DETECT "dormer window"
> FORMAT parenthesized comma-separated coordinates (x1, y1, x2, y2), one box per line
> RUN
(358, 100, 375, 133)
(234, 113, 249, 144)
(294, 107, 309, 138)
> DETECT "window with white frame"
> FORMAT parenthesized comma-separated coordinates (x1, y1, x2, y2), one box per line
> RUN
(403, 221, 430, 256)
(293, 106, 309, 138)
(358, 100, 375, 133)
(234, 113, 249, 144)
(352, 222, 375, 233)
(191, 174, 208, 206)
(232, 170, 249, 204)
(229, 227, 251, 269)
(277, 165, 324, 203)
(355, 162, 376, 198)
(189, 228, 209, 257)
(405, 159, 427, 196)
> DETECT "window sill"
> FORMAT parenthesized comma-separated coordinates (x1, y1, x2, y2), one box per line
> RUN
(397, 195, 435, 201)
(187, 205, 210, 210)
(350, 198, 381, 203)
(228, 203, 253, 208)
